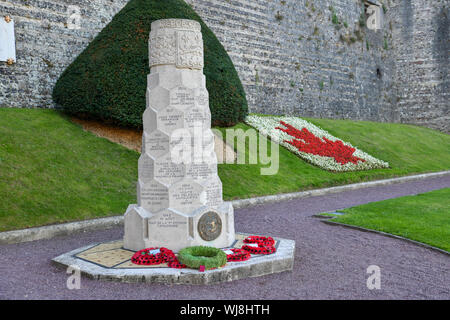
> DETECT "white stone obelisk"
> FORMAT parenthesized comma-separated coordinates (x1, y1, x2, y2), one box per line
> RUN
(123, 19, 235, 252)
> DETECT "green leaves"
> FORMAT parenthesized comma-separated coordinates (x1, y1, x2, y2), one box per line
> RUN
(53, 0, 247, 129)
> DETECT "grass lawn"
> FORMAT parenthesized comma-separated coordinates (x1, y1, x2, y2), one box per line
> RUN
(0, 109, 138, 231)
(321, 188, 450, 252)
(1, 108, 449, 231)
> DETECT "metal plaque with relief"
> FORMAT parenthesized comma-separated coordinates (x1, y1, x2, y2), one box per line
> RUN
(198, 211, 222, 241)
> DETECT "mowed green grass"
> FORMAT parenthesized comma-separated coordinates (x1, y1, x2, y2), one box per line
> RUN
(0, 109, 138, 231)
(325, 188, 450, 252)
(1, 108, 449, 231)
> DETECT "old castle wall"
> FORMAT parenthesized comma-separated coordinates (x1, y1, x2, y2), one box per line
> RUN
(0, 0, 448, 132)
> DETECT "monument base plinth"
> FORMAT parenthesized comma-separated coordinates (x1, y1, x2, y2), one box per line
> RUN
(123, 202, 235, 252)
(52, 233, 295, 285)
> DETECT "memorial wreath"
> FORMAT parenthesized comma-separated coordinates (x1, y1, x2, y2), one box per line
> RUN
(131, 247, 186, 269)
(178, 246, 227, 270)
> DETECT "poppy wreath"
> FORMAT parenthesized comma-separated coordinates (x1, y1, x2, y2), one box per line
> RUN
(178, 246, 228, 270)
(243, 236, 275, 247)
(131, 247, 187, 269)
(241, 236, 277, 255)
(225, 248, 251, 262)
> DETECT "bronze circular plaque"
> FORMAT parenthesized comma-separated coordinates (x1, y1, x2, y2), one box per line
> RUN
(198, 212, 222, 241)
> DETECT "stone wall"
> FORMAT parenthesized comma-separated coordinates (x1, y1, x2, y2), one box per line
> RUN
(0, 0, 129, 108)
(0, 0, 448, 132)
(389, 0, 449, 132)
(187, 0, 397, 123)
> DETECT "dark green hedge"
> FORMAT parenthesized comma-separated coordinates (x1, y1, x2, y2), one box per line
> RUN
(53, 0, 248, 128)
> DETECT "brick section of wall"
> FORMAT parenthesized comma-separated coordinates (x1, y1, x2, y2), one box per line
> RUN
(0, 0, 448, 132)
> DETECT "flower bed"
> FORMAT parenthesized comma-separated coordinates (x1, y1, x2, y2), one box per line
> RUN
(245, 115, 389, 172)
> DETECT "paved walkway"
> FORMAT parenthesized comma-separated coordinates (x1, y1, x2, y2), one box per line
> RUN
(0, 175, 449, 300)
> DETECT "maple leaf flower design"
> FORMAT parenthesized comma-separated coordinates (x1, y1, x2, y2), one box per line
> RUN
(276, 120, 365, 165)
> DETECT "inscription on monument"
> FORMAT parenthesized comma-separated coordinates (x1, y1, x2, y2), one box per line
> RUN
(185, 107, 208, 129)
(149, 210, 187, 228)
(154, 154, 184, 184)
(170, 86, 195, 108)
(158, 19, 201, 31)
(194, 88, 209, 107)
(186, 163, 215, 180)
(144, 131, 169, 158)
(139, 181, 169, 212)
(138, 154, 154, 183)
(204, 179, 222, 207)
(157, 107, 184, 132)
(170, 182, 205, 212)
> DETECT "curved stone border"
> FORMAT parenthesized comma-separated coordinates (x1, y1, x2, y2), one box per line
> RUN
(0, 216, 123, 245)
(51, 234, 295, 284)
(1, 170, 449, 245)
(321, 218, 449, 256)
(231, 170, 450, 208)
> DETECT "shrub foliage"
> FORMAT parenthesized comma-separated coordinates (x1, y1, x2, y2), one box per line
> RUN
(53, 0, 248, 128)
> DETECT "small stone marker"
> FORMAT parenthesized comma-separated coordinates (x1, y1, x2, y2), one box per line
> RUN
(0, 16, 16, 63)
(123, 19, 235, 252)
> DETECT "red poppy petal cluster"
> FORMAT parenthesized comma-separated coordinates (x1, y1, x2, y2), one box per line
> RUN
(244, 236, 275, 246)
(131, 247, 187, 269)
(133, 235, 277, 267)
(240, 236, 277, 255)
(225, 248, 251, 262)
(276, 121, 365, 165)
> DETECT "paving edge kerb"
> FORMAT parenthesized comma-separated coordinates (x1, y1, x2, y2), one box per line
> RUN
(1, 170, 449, 245)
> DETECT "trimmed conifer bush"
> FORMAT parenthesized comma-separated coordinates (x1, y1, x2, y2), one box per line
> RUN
(53, 0, 248, 128)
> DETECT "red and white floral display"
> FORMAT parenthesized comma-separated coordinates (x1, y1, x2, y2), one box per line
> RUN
(246, 115, 389, 172)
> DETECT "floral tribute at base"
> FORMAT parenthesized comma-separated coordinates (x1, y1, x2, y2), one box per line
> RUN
(241, 235, 277, 255)
(131, 235, 278, 268)
(246, 115, 389, 172)
(131, 247, 186, 269)
(224, 248, 251, 262)
(177, 246, 228, 271)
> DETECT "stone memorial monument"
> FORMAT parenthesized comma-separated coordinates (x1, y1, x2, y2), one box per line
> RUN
(123, 19, 235, 252)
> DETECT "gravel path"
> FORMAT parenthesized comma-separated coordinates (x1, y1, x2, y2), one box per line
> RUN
(1, 175, 449, 300)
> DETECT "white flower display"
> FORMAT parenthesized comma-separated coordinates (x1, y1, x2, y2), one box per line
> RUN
(245, 115, 389, 172)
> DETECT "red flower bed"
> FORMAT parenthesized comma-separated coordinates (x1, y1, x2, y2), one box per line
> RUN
(276, 121, 365, 165)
